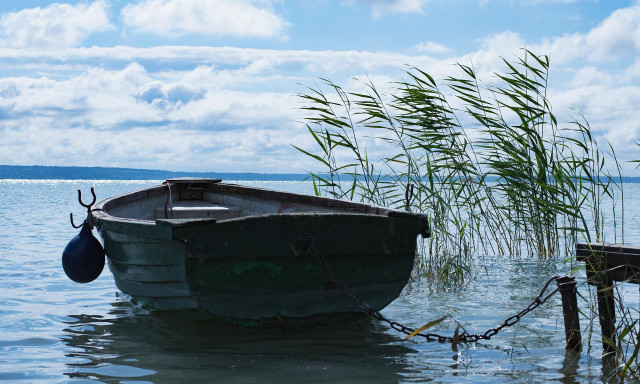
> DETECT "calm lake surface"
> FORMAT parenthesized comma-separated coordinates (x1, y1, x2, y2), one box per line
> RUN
(2, 179, 640, 383)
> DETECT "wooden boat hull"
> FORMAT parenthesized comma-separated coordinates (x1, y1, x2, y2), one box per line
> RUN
(94, 179, 428, 326)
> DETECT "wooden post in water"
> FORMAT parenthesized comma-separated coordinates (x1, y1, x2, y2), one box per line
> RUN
(557, 276, 582, 351)
(596, 277, 616, 353)
(576, 243, 640, 353)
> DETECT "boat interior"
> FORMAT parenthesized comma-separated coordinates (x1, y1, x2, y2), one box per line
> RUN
(103, 178, 389, 222)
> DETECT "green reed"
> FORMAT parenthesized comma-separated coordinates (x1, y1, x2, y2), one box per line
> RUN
(297, 49, 640, 374)
(297, 50, 621, 281)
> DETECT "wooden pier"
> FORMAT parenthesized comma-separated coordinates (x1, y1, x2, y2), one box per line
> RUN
(576, 243, 640, 352)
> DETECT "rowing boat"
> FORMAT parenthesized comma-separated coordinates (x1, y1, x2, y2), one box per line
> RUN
(91, 178, 429, 326)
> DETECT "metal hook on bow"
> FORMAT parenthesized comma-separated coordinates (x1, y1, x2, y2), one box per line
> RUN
(78, 188, 97, 208)
(69, 212, 84, 229)
(69, 188, 97, 229)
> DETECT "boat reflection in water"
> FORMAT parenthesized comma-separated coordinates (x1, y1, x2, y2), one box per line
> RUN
(61, 302, 417, 383)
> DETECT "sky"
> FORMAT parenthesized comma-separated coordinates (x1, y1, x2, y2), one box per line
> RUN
(0, 0, 638, 174)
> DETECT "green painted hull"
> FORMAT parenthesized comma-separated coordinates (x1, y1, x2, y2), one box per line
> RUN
(94, 180, 428, 326)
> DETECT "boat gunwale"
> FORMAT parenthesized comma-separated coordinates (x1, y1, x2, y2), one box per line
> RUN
(92, 181, 429, 228)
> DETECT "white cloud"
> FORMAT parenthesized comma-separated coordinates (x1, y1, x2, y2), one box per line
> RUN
(0, 45, 442, 80)
(0, 121, 309, 172)
(0, 1, 113, 49)
(1, 2, 640, 174)
(478, 30, 527, 55)
(550, 83, 640, 160)
(342, 0, 578, 18)
(0, 62, 303, 127)
(342, 0, 429, 18)
(0, 62, 310, 172)
(121, 0, 289, 39)
(370, 0, 426, 18)
(413, 41, 451, 55)
(567, 66, 615, 88)
(450, 31, 528, 82)
(537, 4, 640, 64)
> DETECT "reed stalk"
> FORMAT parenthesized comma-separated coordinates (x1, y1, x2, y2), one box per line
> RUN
(296, 49, 637, 374)
(297, 49, 620, 275)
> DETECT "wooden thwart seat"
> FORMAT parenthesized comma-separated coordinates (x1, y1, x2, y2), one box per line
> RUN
(154, 201, 242, 220)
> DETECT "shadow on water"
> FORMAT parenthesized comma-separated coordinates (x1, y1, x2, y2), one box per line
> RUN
(61, 303, 418, 383)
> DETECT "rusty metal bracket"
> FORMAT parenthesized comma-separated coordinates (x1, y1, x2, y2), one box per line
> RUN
(70, 187, 97, 229)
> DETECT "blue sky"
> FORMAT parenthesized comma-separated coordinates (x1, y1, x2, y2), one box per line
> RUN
(0, 0, 638, 174)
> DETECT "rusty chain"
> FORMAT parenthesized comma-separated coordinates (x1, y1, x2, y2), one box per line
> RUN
(300, 236, 562, 344)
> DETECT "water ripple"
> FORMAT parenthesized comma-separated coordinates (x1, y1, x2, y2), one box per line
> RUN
(0, 180, 637, 383)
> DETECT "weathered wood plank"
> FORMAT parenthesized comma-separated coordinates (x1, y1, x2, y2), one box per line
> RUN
(107, 259, 186, 283)
(576, 242, 640, 284)
(575, 242, 640, 352)
(102, 236, 185, 266)
(112, 274, 192, 298)
(97, 217, 174, 240)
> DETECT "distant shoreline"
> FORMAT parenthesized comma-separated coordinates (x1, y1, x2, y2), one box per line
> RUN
(0, 165, 308, 181)
(2, 165, 640, 183)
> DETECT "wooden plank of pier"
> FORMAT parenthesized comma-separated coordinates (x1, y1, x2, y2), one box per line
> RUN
(576, 243, 640, 353)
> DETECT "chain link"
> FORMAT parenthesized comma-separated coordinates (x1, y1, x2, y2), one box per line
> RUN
(300, 236, 562, 344)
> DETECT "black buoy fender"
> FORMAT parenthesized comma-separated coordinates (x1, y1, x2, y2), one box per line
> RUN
(62, 221, 105, 283)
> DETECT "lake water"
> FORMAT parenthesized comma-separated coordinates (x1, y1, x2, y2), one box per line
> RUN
(1, 179, 640, 383)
